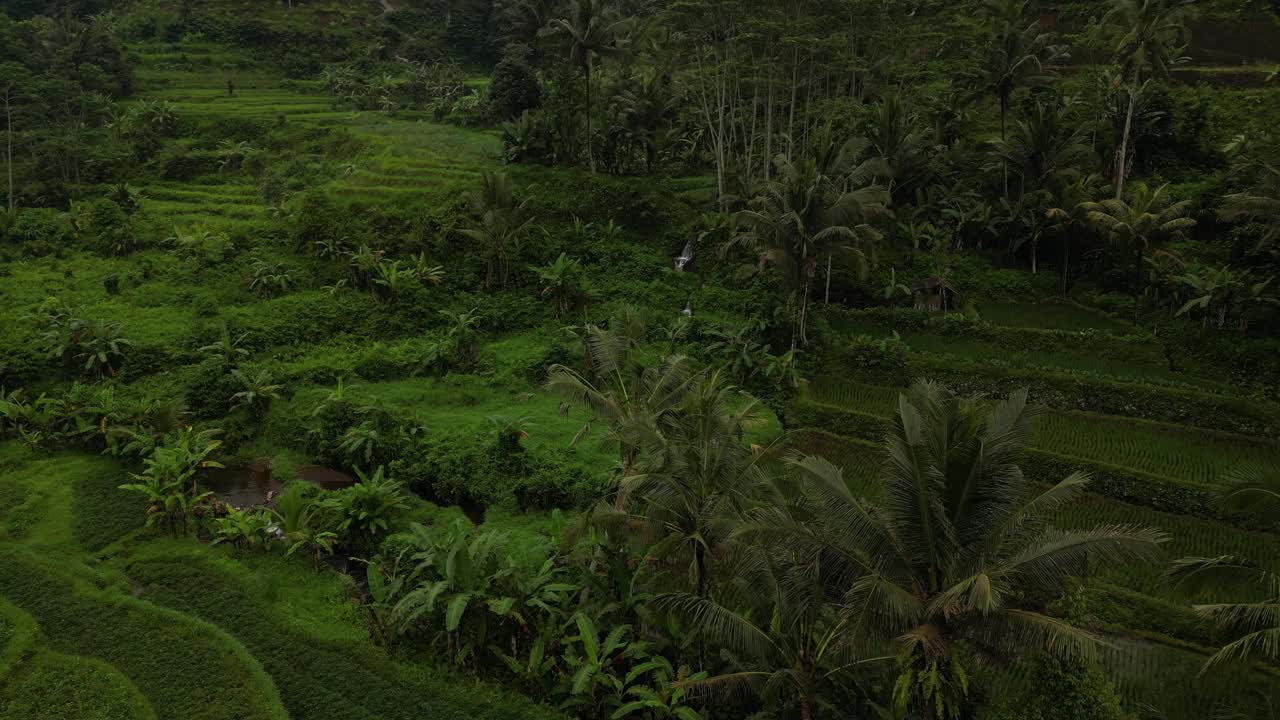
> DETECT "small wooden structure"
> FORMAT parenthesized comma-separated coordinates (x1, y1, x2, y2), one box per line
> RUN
(912, 276, 959, 313)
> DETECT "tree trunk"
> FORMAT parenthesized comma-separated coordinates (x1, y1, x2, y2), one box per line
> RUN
(1031, 237, 1037, 274)
(1133, 244, 1143, 320)
(585, 62, 595, 173)
(800, 697, 813, 720)
(1115, 66, 1140, 200)
(825, 254, 833, 304)
(3, 87, 12, 211)
(765, 55, 774, 182)
(1000, 92, 1009, 201)
(1060, 232, 1070, 296)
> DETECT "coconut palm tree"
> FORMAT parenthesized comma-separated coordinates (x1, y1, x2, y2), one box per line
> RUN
(546, 307, 696, 474)
(991, 99, 1092, 196)
(864, 93, 935, 205)
(991, 100, 1092, 273)
(612, 70, 678, 173)
(972, 0, 1067, 145)
(1220, 131, 1280, 258)
(748, 382, 1165, 719)
(1045, 173, 1103, 296)
(662, 550, 886, 720)
(1083, 182, 1195, 318)
(614, 371, 767, 596)
(458, 171, 533, 288)
(729, 151, 889, 349)
(1168, 554, 1280, 669)
(541, 0, 632, 173)
(1100, 0, 1197, 198)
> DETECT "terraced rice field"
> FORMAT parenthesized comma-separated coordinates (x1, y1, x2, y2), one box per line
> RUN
(1035, 411, 1280, 485)
(977, 301, 1136, 332)
(1055, 495, 1280, 594)
(805, 376, 1280, 487)
(130, 42, 503, 234)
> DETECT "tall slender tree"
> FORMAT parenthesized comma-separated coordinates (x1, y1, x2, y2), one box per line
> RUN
(1100, 0, 1196, 199)
(542, 0, 631, 173)
(1045, 173, 1104, 295)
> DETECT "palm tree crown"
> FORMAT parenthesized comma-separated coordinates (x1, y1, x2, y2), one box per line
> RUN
(745, 381, 1166, 718)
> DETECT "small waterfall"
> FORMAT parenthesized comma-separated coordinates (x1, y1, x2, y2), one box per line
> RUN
(674, 240, 693, 271)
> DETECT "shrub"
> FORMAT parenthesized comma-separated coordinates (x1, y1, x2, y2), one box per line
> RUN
(3, 208, 69, 256)
(487, 48, 540, 120)
(391, 432, 503, 508)
(992, 654, 1131, 720)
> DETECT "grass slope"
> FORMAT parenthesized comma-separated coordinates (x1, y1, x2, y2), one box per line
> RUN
(127, 553, 559, 720)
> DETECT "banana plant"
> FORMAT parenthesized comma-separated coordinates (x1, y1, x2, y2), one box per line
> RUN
(212, 508, 276, 552)
(393, 523, 512, 666)
(560, 613, 646, 717)
(612, 657, 705, 720)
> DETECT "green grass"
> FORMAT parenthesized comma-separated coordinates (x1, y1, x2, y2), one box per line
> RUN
(0, 651, 158, 720)
(897, 330, 1211, 386)
(72, 468, 148, 553)
(977, 301, 1135, 333)
(0, 455, 121, 553)
(0, 598, 36, 680)
(781, 429, 882, 495)
(126, 552, 560, 720)
(273, 374, 784, 481)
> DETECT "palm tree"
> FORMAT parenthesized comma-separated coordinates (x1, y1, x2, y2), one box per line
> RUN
(729, 151, 889, 349)
(546, 308, 696, 474)
(991, 100, 1092, 196)
(749, 382, 1165, 719)
(1083, 182, 1195, 317)
(541, 0, 632, 173)
(1168, 554, 1280, 669)
(533, 253, 593, 318)
(457, 171, 533, 288)
(1045, 174, 1103, 296)
(612, 70, 678, 173)
(1220, 131, 1280, 258)
(1101, 0, 1197, 198)
(198, 321, 250, 366)
(991, 100, 1092, 273)
(614, 371, 767, 596)
(865, 93, 935, 205)
(973, 0, 1067, 143)
(663, 552, 884, 720)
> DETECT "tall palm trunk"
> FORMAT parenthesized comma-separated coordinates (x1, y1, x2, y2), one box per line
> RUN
(584, 61, 595, 173)
(1060, 232, 1070, 296)
(1115, 65, 1140, 199)
(1132, 243, 1144, 319)
(1000, 92, 1009, 201)
(3, 86, 12, 211)
(824, 254, 832, 304)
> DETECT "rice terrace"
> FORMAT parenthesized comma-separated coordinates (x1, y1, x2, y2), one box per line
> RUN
(1, 0, 1279, 718)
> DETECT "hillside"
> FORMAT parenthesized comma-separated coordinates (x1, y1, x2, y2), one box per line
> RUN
(2, 1, 1279, 719)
